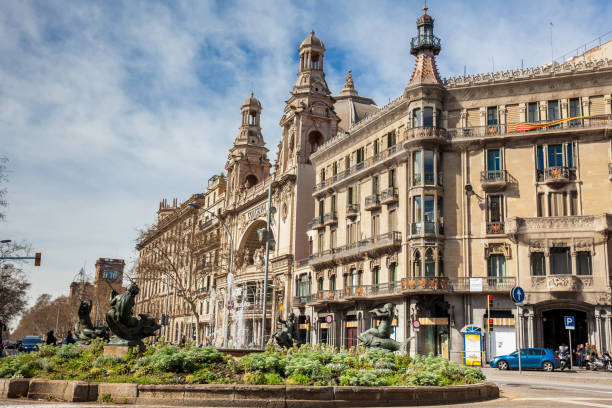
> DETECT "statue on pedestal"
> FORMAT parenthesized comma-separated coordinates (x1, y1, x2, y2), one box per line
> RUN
(358, 303, 414, 352)
(106, 283, 160, 346)
(272, 312, 296, 348)
(74, 299, 109, 344)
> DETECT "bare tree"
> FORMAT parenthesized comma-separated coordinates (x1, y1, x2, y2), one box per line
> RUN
(11, 294, 76, 341)
(0, 156, 8, 221)
(0, 241, 33, 328)
(136, 224, 228, 344)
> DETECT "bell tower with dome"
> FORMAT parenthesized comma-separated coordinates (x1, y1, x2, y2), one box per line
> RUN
(225, 93, 271, 192)
(277, 30, 339, 172)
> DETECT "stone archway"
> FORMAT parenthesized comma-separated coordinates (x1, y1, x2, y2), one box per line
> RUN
(533, 301, 594, 349)
(237, 219, 275, 268)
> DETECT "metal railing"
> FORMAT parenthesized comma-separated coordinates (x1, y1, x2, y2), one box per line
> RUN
(404, 126, 446, 140)
(537, 166, 577, 182)
(486, 221, 505, 234)
(365, 194, 380, 209)
(410, 35, 441, 52)
(308, 216, 325, 230)
(412, 172, 443, 187)
(481, 170, 508, 183)
(411, 222, 444, 235)
(380, 187, 398, 204)
(312, 144, 403, 194)
(346, 204, 360, 217)
(323, 212, 338, 225)
(445, 115, 612, 140)
(307, 231, 402, 266)
(293, 295, 314, 305)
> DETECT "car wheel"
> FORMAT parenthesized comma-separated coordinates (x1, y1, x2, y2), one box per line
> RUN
(542, 361, 554, 372)
(497, 360, 509, 370)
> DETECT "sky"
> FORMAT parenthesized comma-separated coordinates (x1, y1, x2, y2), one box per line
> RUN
(1, 0, 611, 323)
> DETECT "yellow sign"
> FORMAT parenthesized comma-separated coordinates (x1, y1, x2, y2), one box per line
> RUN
(464, 334, 482, 366)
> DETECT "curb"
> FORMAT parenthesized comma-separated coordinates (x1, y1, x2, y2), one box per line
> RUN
(0, 378, 500, 406)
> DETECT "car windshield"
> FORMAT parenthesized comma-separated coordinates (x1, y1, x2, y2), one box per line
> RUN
(23, 338, 42, 344)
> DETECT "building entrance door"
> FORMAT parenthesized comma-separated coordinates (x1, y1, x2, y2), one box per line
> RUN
(542, 309, 588, 350)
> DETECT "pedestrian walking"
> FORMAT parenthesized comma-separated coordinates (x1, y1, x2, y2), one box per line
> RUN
(65, 331, 76, 345)
(45, 330, 57, 346)
(576, 344, 584, 367)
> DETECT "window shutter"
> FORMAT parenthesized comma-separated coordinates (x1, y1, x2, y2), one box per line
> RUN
(506, 104, 520, 124)
(590, 95, 605, 116)
(467, 108, 480, 127)
(447, 110, 461, 128)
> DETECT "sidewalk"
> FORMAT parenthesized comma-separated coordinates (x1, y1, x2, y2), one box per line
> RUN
(483, 367, 612, 385)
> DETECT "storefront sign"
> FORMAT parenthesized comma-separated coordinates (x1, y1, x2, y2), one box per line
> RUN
(246, 203, 267, 221)
(469, 278, 483, 292)
(464, 334, 482, 366)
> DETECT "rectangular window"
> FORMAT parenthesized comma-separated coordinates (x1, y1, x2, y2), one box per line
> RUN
(537, 193, 545, 217)
(330, 275, 336, 291)
(373, 139, 379, 156)
(548, 144, 564, 167)
(356, 147, 365, 163)
(332, 161, 338, 176)
(487, 195, 503, 222)
(548, 100, 560, 127)
(576, 251, 592, 276)
(424, 195, 434, 223)
(318, 199, 324, 217)
(548, 192, 567, 216)
(412, 108, 421, 128)
(487, 106, 498, 125)
(569, 98, 582, 126)
(388, 168, 396, 188)
(424, 150, 434, 185)
(318, 278, 324, 291)
(347, 187, 354, 205)
(413, 196, 422, 223)
(372, 176, 379, 194)
(567, 143, 574, 169)
(528, 102, 539, 122)
(488, 254, 506, 277)
(423, 107, 434, 127)
(318, 232, 324, 252)
(330, 228, 337, 248)
(373, 267, 380, 285)
(487, 149, 501, 171)
(331, 195, 337, 213)
(320, 168, 326, 182)
(570, 191, 578, 216)
(413, 151, 422, 185)
(387, 131, 396, 148)
(389, 209, 397, 232)
(345, 155, 350, 170)
(536, 145, 544, 171)
(550, 247, 571, 275)
(371, 214, 380, 236)
(531, 252, 545, 276)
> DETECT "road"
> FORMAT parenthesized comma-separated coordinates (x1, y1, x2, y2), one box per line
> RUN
(1, 368, 612, 407)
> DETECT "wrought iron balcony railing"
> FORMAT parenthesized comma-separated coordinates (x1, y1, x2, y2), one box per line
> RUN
(380, 187, 398, 204)
(486, 221, 505, 234)
(346, 204, 360, 218)
(365, 194, 381, 210)
(411, 222, 444, 235)
(537, 166, 577, 183)
(323, 212, 337, 226)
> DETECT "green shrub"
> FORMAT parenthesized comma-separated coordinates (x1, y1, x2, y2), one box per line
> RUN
(38, 345, 58, 358)
(241, 351, 286, 375)
(461, 367, 485, 383)
(57, 345, 80, 360)
(285, 355, 324, 378)
(93, 355, 123, 368)
(408, 371, 443, 386)
(286, 373, 311, 385)
(360, 349, 395, 368)
(243, 371, 266, 385)
(339, 369, 391, 386)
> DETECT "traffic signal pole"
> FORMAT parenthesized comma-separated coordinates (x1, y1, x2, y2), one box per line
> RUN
(487, 295, 491, 363)
(0, 253, 42, 266)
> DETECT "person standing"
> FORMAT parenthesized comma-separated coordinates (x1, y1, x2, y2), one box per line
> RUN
(576, 344, 584, 367)
(65, 331, 76, 345)
(45, 330, 57, 346)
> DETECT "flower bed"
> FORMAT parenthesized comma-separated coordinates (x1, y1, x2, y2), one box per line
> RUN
(0, 339, 485, 387)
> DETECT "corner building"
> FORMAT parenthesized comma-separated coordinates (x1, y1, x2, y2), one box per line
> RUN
(295, 7, 612, 361)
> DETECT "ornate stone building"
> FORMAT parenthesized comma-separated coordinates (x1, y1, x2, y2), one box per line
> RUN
(136, 7, 612, 358)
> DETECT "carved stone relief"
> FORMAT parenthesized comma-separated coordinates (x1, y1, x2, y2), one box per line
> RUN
(484, 242, 512, 259)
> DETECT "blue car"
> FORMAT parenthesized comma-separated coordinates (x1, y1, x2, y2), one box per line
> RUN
(18, 336, 43, 353)
(490, 348, 560, 372)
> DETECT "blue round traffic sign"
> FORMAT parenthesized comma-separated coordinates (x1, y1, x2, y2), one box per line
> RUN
(510, 286, 525, 303)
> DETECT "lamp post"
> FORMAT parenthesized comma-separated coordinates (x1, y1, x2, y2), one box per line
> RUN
(135, 244, 171, 341)
(188, 202, 235, 348)
(257, 184, 276, 348)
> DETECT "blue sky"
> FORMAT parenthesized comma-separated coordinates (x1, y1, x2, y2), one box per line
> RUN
(1, 0, 611, 322)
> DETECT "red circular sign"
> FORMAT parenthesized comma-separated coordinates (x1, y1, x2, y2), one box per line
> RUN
(325, 314, 333, 324)
(412, 319, 421, 329)
(227, 300, 234, 310)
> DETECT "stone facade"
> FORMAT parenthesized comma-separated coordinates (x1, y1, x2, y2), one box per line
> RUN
(136, 7, 612, 358)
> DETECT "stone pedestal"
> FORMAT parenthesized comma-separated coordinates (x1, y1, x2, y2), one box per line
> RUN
(103, 345, 134, 358)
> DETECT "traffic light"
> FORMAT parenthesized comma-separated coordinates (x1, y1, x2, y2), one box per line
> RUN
(488, 318, 494, 332)
(34, 252, 42, 266)
(487, 295, 493, 309)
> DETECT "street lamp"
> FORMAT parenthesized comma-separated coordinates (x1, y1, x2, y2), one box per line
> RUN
(188, 202, 235, 348)
(135, 243, 171, 341)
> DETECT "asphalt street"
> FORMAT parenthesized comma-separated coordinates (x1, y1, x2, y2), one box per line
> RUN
(1, 368, 612, 407)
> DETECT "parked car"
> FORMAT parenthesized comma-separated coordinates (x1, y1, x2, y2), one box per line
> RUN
(490, 348, 560, 372)
(18, 336, 43, 353)
(60, 337, 79, 347)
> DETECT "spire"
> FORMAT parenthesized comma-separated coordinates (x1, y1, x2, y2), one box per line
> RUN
(339, 70, 358, 96)
(407, 5, 442, 87)
(234, 92, 264, 146)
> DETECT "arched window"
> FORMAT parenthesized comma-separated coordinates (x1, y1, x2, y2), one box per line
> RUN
(317, 277, 324, 291)
(425, 249, 435, 277)
(389, 263, 397, 283)
(308, 131, 323, 155)
(413, 251, 422, 277)
(244, 174, 258, 188)
(330, 274, 336, 291)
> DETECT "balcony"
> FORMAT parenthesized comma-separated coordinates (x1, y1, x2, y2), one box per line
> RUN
(199, 218, 218, 230)
(445, 115, 612, 140)
(312, 144, 405, 195)
(400, 276, 516, 293)
(323, 212, 337, 226)
(411, 222, 444, 236)
(308, 216, 325, 230)
(380, 187, 399, 205)
(293, 295, 314, 305)
(308, 249, 335, 268)
(404, 126, 446, 142)
(365, 194, 381, 211)
(346, 204, 360, 218)
(480, 170, 511, 192)
(486, 221, 505, 235)
(537, 167, 576, 185)
(410, 35, 441, 54)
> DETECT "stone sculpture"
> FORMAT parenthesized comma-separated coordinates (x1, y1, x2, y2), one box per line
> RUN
(272, 312, 297, 348)
(358, 303, 414, 352)
(106, 283, 160, 346)
(74, 299, 109, 344)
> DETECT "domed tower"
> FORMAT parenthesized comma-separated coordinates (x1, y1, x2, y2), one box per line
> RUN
(226, 93, 271, 192)
(277, 30, 339, 171)
(405, 6, 446, 288)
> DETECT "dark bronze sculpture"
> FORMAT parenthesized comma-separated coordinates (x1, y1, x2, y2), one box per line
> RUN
(74, 300, 108, 344)
(358, 303, 414, 352)
(272, 312, 296, 348)
(106, 283, 160, 346)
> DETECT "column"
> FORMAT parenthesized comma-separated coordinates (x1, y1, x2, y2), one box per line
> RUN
(527, 307, 535, 347)
(519, 103, 526, 123)
(539, 101, 547, 122)
(561, 99, 569, 128)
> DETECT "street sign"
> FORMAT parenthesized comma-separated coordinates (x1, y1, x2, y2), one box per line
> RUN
(510, 286, 525, 304)
(227, 300, 234, 310)
(325, 314, 333, 325)
(469, 278, 483, 292)
(412, 319, 421, 329)
(564, 316, 575, 330)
